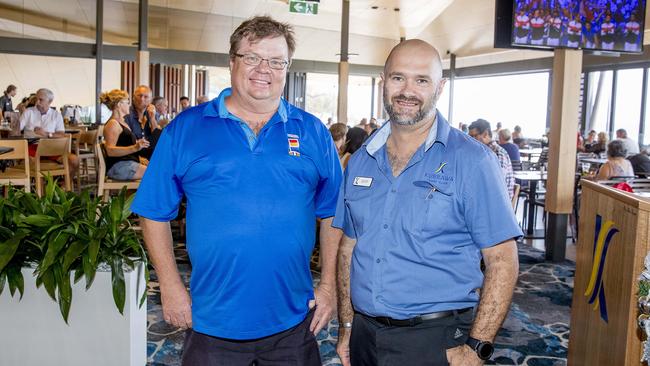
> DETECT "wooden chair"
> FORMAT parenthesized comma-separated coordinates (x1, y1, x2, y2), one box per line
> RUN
(96, 142, 140, 200)
(3, 111, 21, 136)
(31, 137, 71, 196)
(76, 129, 99, 190)
(0, 139, 30, 192)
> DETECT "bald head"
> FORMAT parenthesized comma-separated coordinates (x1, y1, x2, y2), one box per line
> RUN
(384, 39, 443, 81)
(381, 39, 446, 127)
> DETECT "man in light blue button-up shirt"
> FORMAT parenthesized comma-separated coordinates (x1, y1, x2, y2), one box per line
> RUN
(333, 39, 522, 366)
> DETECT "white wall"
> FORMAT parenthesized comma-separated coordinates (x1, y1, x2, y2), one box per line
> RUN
(0, 54, 121, 108)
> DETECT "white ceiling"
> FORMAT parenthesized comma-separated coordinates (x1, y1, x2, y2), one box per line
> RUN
(0, 0, 649, 68)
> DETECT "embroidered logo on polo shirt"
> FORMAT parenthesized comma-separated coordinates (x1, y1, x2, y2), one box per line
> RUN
(287, 134, 300, 157)
(424, 162, 454, 184)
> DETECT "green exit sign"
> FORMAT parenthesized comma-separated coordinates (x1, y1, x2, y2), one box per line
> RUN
(289, 1, 318, 15)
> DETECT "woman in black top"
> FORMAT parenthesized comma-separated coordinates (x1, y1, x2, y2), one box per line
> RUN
(100, 89, 150, 180)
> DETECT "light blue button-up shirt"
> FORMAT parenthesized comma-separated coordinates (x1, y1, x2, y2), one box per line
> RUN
(333, 111, 522, 319)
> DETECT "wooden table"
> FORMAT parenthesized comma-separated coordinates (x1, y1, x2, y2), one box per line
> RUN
(513, 170, 547, 237)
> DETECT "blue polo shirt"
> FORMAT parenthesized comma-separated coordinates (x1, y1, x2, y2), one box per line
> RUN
(131, 88, 342, 339)
(333, 111, 522, 320)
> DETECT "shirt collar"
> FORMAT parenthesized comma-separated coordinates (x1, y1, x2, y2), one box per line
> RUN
(203, 87, 291, 123)
(365, 110, 450, 156)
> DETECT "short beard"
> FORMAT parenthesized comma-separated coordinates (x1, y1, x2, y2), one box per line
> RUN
(383, 90, 437, 126)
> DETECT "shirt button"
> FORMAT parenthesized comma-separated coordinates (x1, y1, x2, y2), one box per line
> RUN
(383, 224, 388, 229)
(391, 189, 396, 193)
(376, 259, 381, 263)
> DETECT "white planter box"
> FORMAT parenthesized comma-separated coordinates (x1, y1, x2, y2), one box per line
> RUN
(0, 264, 147, 366)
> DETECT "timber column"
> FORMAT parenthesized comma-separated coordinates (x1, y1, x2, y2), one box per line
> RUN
(545, 49, 582, 261)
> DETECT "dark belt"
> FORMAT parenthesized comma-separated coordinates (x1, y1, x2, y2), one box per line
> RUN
(364, 307, 472, 327)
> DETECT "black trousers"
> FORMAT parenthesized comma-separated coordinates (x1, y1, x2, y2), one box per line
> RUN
(181, 310, 321, 366)
(350, 309, 474, 366)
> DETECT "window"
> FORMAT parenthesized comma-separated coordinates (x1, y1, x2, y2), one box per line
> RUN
(584, 71, 613, 136)
(452, 72, 550, 138)
(347, 76, 373, 126)
(206, 67, 231, 99)
(436, 81, 450, 123)
(305, 73, 338, 124)
(613, 68, 643, 141)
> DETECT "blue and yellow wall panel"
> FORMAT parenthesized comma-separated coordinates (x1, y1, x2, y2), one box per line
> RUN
(584, 215, 619, 323)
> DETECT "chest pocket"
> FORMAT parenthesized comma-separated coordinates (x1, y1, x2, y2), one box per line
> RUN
(407, 181, 457, 236)
(344, 184, 374, 236)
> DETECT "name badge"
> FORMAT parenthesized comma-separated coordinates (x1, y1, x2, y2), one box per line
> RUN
(353, 176, 373, 187)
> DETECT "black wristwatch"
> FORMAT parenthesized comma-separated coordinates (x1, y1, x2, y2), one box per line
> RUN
(465, 336, 494, 360)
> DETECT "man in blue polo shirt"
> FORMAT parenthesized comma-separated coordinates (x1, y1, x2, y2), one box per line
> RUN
(132, 16, 342, 365)
(334, 40, 522, 366)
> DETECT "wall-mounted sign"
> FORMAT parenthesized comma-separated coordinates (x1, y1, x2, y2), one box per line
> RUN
(289, 1, 319, 15)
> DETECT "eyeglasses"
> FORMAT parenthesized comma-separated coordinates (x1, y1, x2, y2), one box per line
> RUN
(233, 53, 289, 70)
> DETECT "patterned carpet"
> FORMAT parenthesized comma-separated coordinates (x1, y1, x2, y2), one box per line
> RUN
(146, 244, 574, 366)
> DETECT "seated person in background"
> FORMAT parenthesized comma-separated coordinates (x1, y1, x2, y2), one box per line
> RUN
(101, 89, 149, 181)
(512, 125, 525, 147)
(152, 96, 170, 128)
(20, 88, 78, 170)
(364, 121, 378, 136)
(615, 128, 640, 157)
(469, 119, 515, 199)
(498, 128, 521, 162)
(628, 146, 650, 177)
(179, 96, 190, 111)
(596, 140, 635, 180)
(584, 131, 607, 155)
(328, 122, 348, 157)
(576, 131, 584, 152)
(340, 126, 367, 169)
(17, 93, 36, 115)
(125, 85, 160, 161)
(20, 89, 64, 138)
(583, 130, 597, 147)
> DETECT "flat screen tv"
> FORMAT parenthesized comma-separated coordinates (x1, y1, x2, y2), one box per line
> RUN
(503, 0, 646, 53)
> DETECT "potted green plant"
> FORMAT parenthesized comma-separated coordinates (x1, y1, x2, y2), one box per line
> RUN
(0, 178, 149, 366)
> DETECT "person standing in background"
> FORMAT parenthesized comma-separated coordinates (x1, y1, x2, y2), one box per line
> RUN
(0, 85, 16, 113)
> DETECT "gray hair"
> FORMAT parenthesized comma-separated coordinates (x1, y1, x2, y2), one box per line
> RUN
(499, 128, 512, 142)
(36, 88, 54, 102)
